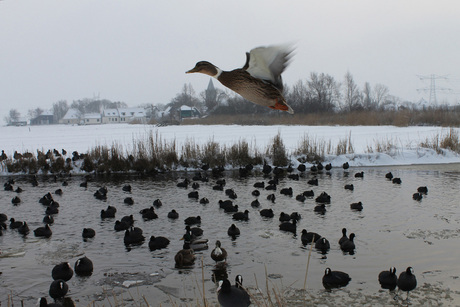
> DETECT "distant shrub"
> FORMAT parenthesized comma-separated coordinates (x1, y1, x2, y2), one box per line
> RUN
(421, 128, 460, 154)
(226, 139, 257, 167)
(294, 134, 327, 162)
(267, 132, 289, 167)
(440, 128, 460, 152)
(81, 156, 95, 172)
(50, 157, 65, 173)
(336, 132, 354, 156)
(201, 139, 225, 168)
(108, 144, 128, 172)
(180, 138, 200, 168)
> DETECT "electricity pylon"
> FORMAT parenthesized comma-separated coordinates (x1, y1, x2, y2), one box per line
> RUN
(417, 74, 451, 105)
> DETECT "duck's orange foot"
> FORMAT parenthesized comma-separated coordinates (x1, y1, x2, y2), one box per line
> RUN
(271, 101, 289, 111)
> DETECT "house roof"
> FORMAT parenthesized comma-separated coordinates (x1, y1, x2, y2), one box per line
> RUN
(180, 105, 198, 111)
(84, 113, 101, 119)
(62, 109, 81, 120)
(103, 109, 119, 116)
(40, 110, 54, 116)
(118, 108, 146, 117)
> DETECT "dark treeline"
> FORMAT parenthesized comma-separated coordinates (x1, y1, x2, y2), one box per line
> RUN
(165, 71, 404, 117)
(162, 71, 460, 127)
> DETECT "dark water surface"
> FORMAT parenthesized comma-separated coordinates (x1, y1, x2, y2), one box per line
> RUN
(1, 164, 460, 306)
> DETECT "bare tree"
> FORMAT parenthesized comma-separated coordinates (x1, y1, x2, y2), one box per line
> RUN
(52, 100, 69, 121)
(201, 88, 227, 113)
(4, 109, 21, 124)
(382, 95, 400, 111)
(169, 83, 202, 111)
(373, 84, 390, 110)
(71, 98, 90, 114)
(362, 82, 374, 110)
(343, 71, 361, 112)
(71, 98, 128, 114)
(27, 107, 44, 119)
(307, 72, 340, 112)
(286, 80, 312, 113)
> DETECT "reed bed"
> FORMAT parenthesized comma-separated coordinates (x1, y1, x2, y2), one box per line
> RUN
(420, 128, 460, 154)
(1, 127, 459, 175)
(181, 109, 460, 127)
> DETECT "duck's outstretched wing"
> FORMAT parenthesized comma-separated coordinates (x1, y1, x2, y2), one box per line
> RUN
(243, 44, 294, 91)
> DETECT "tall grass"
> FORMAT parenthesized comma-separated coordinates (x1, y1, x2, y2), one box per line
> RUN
(366, 137, 401, 156)
(226, 139, 263, 167)
(294, 134, 329, 163)
(335, 132, 354, 156)
(266, 132, 289, 167)
(180, 109, 460, 127)
(420, 128, 460, 154)
(131, 131, 178, 171)
(2, 127, 459, 175)
(200, 139, 224, 168)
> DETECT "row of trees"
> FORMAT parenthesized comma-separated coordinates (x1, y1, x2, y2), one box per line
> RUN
(5, 70, 421, 124)
(165, 71, 398, 116)
(5, 98, 128, 125)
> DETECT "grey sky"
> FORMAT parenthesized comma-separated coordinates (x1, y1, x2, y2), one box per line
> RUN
(1, 0, 459, 119)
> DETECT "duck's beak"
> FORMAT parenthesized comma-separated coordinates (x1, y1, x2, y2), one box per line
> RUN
(216, 280, 223, 292)
(186, 67, 198, 74)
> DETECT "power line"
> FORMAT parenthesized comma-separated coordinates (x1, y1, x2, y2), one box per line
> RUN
(417, 74, 452, 105)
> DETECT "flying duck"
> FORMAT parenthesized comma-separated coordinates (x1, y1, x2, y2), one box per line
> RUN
(187, 44, 294, 114)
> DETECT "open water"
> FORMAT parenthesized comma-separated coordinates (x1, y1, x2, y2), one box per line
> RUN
(1, 164, 460, 306)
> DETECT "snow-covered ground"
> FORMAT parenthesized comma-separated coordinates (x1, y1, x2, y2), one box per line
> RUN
(1, 124, 459, 168)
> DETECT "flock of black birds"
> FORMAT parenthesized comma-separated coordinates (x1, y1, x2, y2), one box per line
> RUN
(177, 162, 423, 305)
(174, 161, 421, 305)
(0, 159, 427, 306)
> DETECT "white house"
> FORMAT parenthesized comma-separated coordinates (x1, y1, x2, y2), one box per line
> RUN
(82, 113, 102, 125)
(118, 108, 147, 123)
(102, 109, 120, 124)
(60, 107, 147, 125)
(102, 108, 147, 124)
(60, 109, 81, 125)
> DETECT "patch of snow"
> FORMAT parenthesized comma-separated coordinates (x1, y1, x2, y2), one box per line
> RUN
(122, 280, 144, 288)
(0, 124, 459, 169)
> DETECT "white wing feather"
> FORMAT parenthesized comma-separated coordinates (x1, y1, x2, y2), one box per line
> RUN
(246, 44, 294, 87)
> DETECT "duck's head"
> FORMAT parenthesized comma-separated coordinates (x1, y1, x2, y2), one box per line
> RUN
(235, 275, 243, 288)
(186, 61, 221, 77)
(217, 279, 231, 292)
(182, 232, 192, 243)
(406, 267, 414, 275)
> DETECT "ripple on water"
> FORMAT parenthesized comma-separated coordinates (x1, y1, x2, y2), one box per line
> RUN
(1, 165, 460, 305)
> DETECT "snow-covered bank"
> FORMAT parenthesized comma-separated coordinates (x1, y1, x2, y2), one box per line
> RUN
(1, 124, 459, 169)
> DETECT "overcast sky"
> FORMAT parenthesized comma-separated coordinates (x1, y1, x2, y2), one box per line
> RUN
(1, 0, 459, 120)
